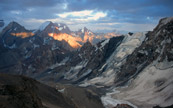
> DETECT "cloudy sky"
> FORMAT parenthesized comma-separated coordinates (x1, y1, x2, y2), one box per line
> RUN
(0, 0, 172, 33)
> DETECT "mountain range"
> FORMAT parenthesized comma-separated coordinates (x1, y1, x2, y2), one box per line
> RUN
(0, 17, 173, 108)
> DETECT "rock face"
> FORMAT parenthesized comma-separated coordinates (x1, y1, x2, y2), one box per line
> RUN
(101, 17, 173, 108)
(115, 17, 173, 86)
(0, 73, 77, 108)
(153, 105, 173, 108)
(114, 104, 133, 108)
(0, 21, 33, 48)
(79, 32, 146, 87)
(0, 21, 72, 75)
(36, 36, 124, 84)
(0, 21, 119, 77)
(0, 73, 104, 108)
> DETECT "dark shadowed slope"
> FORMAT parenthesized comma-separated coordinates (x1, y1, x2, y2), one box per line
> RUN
(0, 73, 104, 108)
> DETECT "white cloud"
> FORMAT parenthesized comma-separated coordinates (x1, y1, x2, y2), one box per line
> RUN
(147, 16, 150, 20)
(19, 16, 156, 33)
(87, 12, 107, 20)
(27, 8, 35, 12)
(58, 10, 93, 18)
(11, 10, 22, 15)
(57, 10, 107, 21)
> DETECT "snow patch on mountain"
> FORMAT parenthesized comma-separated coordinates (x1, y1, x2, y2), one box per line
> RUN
(64, 60, 88, 80)
(58, 88, 65, 93)
(58, 27, 63, 31)
(80, 69, 115, 87)
(25, 52, 32, 59)
(49, 57, 69, 69)
(14, 27, 17, 31)
(9, 43, 17, 49)
(43, 37, 52, 45)
(101, 39, 110, 49)
(108, 32, 146, 64)
(29, 37, 35, 43)
(81, 28, 84, 33)
(101, 88, 137, 108)
(33, 44, 40, 49)
(103, 58, 173, 108)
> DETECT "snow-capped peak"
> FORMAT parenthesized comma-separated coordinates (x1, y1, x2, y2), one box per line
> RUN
(81, 28, 84, 33)
(80, 27, 89, 33)
(39, 21, 51, 31)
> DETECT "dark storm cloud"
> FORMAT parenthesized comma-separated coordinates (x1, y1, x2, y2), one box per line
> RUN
(0, 0, 172, 19)
(0, 0, 172, 31)
(67, 0, 173, 22)
(67, 0, 173, 12)
(0, 0, 64, 11)
(0, 0, 66, 20)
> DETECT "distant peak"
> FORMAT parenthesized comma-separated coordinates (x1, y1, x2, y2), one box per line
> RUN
(39, 21, 53, 31)
(84, 27, 88, 30)
(55, 23, 67, 27)
(10, 21, 18, 24)
(9, 21, 21, 26)
(83, 27, 89, 32)
(80, 27, 90, 33)
(42, 21, 53, 25)
(6, 21, 24, 29)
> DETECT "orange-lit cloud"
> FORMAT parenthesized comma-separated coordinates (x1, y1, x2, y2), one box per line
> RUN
(11, 32, 34, 38)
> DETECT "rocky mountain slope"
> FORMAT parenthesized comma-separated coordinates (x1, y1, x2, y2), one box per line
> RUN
(35, 36, 125, 84)
(0, 21, 118, 76)
(0, 21, 120, 78)
(100, 17, 173, 108)
(79, 32, 146, 87)
(0, 17, 172, 108)
(0, 21, 73, 75)
(0, 73, 104, 108)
